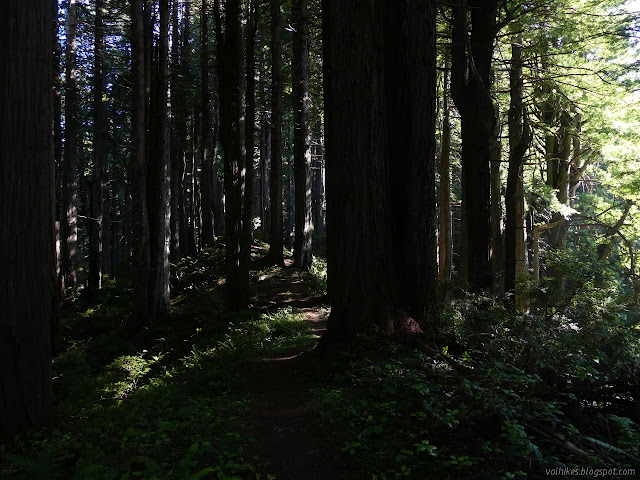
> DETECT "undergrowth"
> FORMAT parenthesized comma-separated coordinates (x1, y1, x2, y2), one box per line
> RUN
(0, 246, 318, 479)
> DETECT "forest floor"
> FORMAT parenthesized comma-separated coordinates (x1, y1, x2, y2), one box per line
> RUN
(2, 244, 639, 480)
(247, 257, 343, 480)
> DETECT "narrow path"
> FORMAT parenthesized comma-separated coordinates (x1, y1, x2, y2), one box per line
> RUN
(248, 258, 341, 480)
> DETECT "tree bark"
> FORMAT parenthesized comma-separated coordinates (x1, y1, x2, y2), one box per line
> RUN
(322, 0, 437, 341)
(170, 0, 185, 260)
(505, 35, 531, 301)
(0, 0, 54, 441)
(450, 0, 498, 291)
(130, 0, 151, 324)
(200, 0, 216, 247)
(147, 0, 172, 321)
(62, 0, 79, 288)
(292, 0, 313, 270)
(221, 0, 248, 309)
(89, 0, 107, 292)
(268, 0, 284, 265)
(439, 67, 453, 281)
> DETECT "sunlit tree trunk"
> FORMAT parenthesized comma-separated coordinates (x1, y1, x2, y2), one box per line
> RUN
(1, 0, 54, 441)
(147, 0, 171, 321)
(439, 67, 452, 281)
(293, 0, 313, 270)
(62, 0, 79, 288)
(89, 0, 107, 292)
(505, 35, 531, 304)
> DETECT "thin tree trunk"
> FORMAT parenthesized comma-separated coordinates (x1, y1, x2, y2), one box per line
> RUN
(200, 0, 215, 247)
(490, 102, 503, 293)
(269, 0, 284, 265)
(53, 2, 65, 298)
(505, 34, 531, 303)
(261, 123, 272, 242)
(292, 0, 313, 269)
(439, 66, 452, 281)
(1, 0, 54, 440)
(89, 0, 107, 292)
(62, 0, 79, 288)
(240, 0, 258, 291)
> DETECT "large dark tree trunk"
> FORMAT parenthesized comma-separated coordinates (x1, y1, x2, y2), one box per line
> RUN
(505, 35, 531, 299)
(322, 0, 437, 341)
(292, 0, 313, 270)
(450, 0, 498, 291)
(268, 0, 284, 265)
(200, 0, 216, 247)
(130, 0, 151, 324)
(62, 0, 79, 288)
(221, 0, 248, 309)
(0, 0, 54, 441)
(89, 0, 107, 292)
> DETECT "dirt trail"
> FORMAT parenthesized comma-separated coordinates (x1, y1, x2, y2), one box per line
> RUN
(248, 258, 342, 480)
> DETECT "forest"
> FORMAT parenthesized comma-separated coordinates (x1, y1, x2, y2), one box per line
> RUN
(2, 0, 640, 478)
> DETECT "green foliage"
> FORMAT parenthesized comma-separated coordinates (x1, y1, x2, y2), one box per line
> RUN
(1, 246, 321, 479)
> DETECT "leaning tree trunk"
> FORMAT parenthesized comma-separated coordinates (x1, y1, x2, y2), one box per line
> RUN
(89, 0, 107, 292)
(62, 0, 79, 288)
(268, 0, 284, 266)
(240, 0, 258, 293)
(292, 0, 313, 270)
(1, 0, 54, 441)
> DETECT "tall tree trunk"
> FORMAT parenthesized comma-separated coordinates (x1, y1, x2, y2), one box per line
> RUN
(200, 0, 216, 247)
(62, 0, 79, 288)
(439, 67, 453, 281)
(147, 0, 172, 321)
(240, 0, 258, 290)
(0, 0, 54, 441)
(322, 0, 437, 341)
(53, 2, 65, 298)
(450, 0, 498, 291)
(170, 0, 186, 260)
(311, 130, 325, 236)
(505, 35, 531, 302)
(490, 101, 503, 293)
(221, 0, 248, 309)
(130, 0, 151, 325)
(268, 0, 284, 265)
(292, 0, 313, 270)
(261, 122, 272, 242)
(89, 0, 107, 292)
